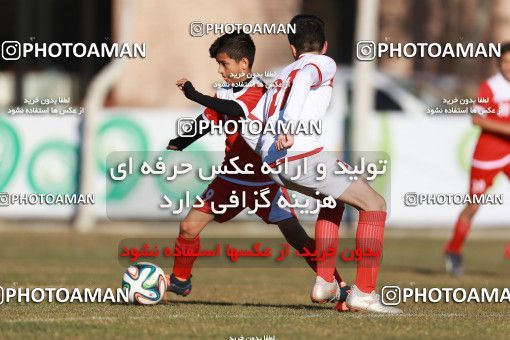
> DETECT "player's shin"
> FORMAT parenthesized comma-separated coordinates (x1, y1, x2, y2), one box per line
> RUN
(172, 234, 200, 280)
(303, 239, 345, 284)
(315, 205, 343, 283)
(355, 211, 386, 293)
(445, 216, 472, 254)
(277, 212, 345, 283)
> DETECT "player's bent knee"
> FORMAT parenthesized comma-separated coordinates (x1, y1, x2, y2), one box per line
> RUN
(179, 220, 201, 238)
(376, 194, 387, 212)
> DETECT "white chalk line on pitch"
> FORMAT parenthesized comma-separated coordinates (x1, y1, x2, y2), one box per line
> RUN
(1, 316, 181, 323)
(2, 312, 510, 323)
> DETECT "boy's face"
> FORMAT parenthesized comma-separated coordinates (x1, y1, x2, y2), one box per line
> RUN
(215, 52, 249, 84)
(500, 51, 510, 82)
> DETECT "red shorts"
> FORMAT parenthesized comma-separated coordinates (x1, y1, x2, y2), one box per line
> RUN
(469, 157, 510, 195)
(194, 175, 296, 224)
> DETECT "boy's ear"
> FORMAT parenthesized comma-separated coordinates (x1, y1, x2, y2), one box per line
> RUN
(290, 44, 298, 59)
(321, 41, 328, 54)
(240, 56, 250, 70)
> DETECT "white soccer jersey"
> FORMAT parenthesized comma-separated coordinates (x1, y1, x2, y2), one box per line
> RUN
(241, 53, 336, 164)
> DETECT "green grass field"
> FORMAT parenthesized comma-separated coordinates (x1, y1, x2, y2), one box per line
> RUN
(0, 224, 509, 339)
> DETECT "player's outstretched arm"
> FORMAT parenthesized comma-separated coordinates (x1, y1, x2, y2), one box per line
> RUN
(282, 66, 316, 124)
(166, 114, 211, 151)
(176, 79, 245, 117)
(472, 115, 510, 136)
(275, 66, 316, 151)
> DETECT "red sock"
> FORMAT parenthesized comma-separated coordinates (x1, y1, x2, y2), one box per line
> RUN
(355, 211, 386, 293)
(304, 238, 344, 283)
(315, 205, 344, 283)
(504, 242, 510, 259)
(172, 235, 200, 279)
(445, 218, 471, 254)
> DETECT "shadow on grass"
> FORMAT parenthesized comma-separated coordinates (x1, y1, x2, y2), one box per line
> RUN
(166, 299, 332, 310)
(384, 265, 502, 277)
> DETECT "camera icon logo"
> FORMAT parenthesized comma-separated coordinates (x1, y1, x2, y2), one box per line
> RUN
(177, 118, 197, 137)
(381, 285, 401, 306)
(404, 192, 419, 207)
(2, 41, 21, 60)
(0, 192, 10, 207)
(356, 41, 376, 61)
(190, 21, 205, 37)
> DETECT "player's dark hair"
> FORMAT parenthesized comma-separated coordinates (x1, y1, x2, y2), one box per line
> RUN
(498, 42, 510, 69)
(501, 42, 510, 57)
(209, 32, 255, 67)
(287, 14, 325, 56)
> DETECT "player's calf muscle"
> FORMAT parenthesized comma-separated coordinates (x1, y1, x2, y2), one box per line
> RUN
(277, 217, 312, 250)
(366, 193, 386, 212)
(460, 203, 480, 219)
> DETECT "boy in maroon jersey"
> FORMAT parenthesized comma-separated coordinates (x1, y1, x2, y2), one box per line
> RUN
(167, 32, 351, 311)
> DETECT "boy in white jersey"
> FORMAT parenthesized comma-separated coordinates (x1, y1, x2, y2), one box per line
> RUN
(253, 14, 401, 313)
(183, 15, 402, 314)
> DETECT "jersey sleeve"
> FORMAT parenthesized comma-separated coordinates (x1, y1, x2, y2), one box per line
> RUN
(281, 67, 315, 124)
(233, 85, 265, 120)
(201, 107, 220, 124)
(236, 88, 267, 151)
(473, 81, 495, 117)
(303, 55, 337, 87)
(201, 93, 220, 123)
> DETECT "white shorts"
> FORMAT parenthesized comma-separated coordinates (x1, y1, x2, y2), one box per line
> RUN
(268, 150, 353, 199)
